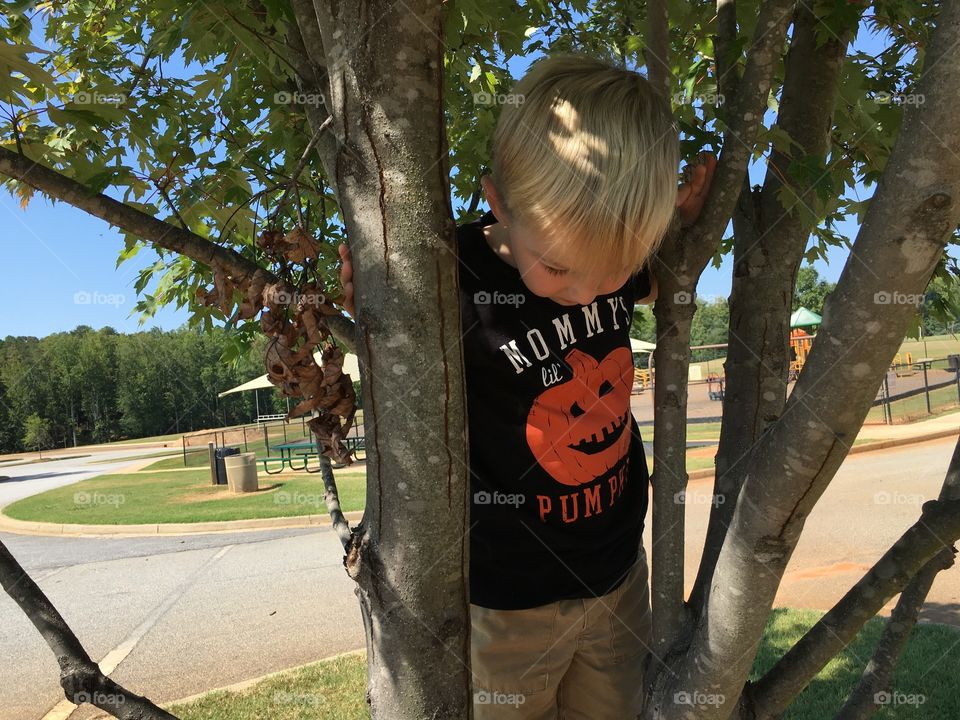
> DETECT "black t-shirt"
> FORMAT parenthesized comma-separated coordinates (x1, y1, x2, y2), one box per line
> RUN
(460, 209, 652, 610)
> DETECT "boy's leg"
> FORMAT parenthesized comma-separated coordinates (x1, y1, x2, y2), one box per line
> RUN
(471, 598, 579, 719)
(555, 546, 653, 720)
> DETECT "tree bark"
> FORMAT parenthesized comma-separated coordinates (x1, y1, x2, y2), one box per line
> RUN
(297, 1, 472, 717)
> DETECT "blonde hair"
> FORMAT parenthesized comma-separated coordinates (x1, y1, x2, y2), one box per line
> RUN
(491, 53, 679, 279)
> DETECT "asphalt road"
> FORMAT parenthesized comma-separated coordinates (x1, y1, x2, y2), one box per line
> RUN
(3, 526, 364, 720)
(670, 435, 960, 627)
(2, 436, 959, 720)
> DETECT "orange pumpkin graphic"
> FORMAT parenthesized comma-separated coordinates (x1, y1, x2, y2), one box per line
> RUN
(525, 346, 634, 486)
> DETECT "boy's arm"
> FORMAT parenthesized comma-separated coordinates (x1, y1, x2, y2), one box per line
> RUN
(637, 269, 658, 305)
(631, 150, 715, 306)
(630, 264, 657, 305)
(676, 152, 717, 227)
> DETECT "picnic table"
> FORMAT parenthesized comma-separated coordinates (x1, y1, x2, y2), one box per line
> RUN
(262, 436, 366, 474)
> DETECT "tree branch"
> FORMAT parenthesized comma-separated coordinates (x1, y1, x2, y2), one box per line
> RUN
(0, 146, 264, 285)
(682, 0, 796, 265)
(0, 539, 179, 720)
(0, 146, 357, 353)
(746, 435, 960, 719)
(646, 0, 796, 680)
(644, 0, 670, 97)
(833, 545, 955, 720)
(318, 450, 354, 550)
(690, 1, 858, 622)
(658, 3, 960, 715)
(714, 0, 741, 111)
(269, 115, 333, 224)
(286, 0, 340, 187)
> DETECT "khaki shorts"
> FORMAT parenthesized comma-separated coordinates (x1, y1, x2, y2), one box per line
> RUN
(471, 546, 652, 719)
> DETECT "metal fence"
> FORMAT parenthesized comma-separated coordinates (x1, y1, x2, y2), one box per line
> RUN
(867, 356, 960, 424)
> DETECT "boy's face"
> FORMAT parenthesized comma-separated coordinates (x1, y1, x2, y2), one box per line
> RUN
(506, 218, 632, 307)
(482, 176, 631, 306)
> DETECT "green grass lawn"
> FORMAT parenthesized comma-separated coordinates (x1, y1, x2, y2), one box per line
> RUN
(4, 415, 936, 525)
(3, 466, 367, 524)
(167, 609, 959, 719)
(4, 443, 721, 525)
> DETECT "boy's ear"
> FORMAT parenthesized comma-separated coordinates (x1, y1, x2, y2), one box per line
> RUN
(481, 175, 510, 225)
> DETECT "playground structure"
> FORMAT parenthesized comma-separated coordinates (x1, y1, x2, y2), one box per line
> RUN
(633, 367, 653, 393)
(706, 373, 725, 401)
(789, 328, 814, 380)
(891, 352, 917, 375)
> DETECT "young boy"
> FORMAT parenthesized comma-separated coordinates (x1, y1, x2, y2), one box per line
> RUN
(338, 53, 714, 719)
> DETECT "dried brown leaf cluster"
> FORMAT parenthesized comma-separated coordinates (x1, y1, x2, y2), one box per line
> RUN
(196, 226, 357, 464)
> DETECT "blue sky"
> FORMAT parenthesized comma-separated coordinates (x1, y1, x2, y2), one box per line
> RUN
(2, 16, 956, 339)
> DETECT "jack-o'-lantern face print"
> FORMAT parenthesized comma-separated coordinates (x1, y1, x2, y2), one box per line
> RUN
(525, 347, 634, 486)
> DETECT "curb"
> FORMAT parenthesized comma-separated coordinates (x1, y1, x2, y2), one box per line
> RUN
(87, 647, 367, 719)
(3, 428, 956, 537)
(0, 510, 366, 538)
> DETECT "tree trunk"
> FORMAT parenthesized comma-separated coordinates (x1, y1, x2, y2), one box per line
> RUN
(296, 2, 472, 717)
(647, 3, 960, 716)
(691, 0, 857, 619)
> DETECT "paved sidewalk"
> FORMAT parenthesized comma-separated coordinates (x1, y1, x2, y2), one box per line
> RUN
(856, 409, 959, 442)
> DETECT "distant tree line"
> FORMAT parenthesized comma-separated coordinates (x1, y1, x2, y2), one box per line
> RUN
(0, 325, 292, 453)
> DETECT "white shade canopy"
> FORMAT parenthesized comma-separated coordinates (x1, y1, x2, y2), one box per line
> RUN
(220, 340, 652, 398)
(218, 351, 361, 397)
